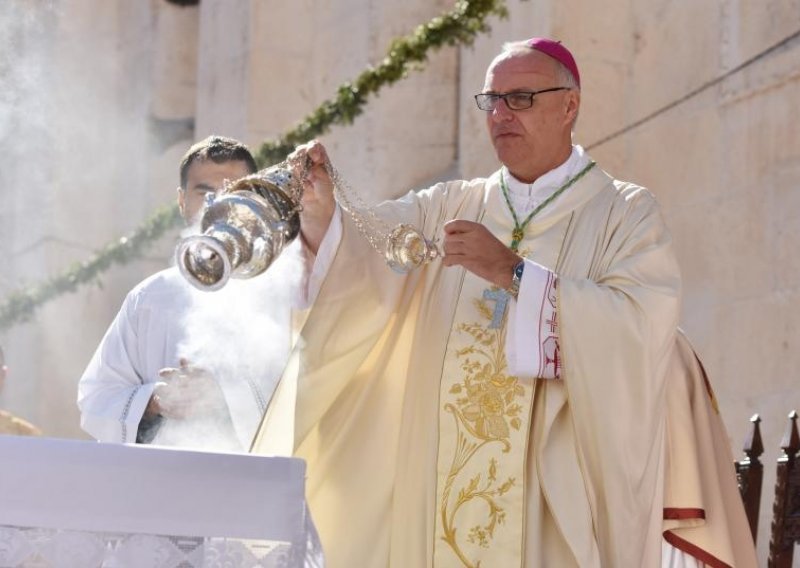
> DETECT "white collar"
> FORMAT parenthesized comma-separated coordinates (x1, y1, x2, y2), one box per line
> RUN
(503, 145, 589, 200)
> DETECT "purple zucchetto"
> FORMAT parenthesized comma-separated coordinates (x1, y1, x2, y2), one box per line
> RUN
(526, 37, 580, 88)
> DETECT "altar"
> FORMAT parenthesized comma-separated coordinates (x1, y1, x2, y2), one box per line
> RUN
(0, 436, 322, 567)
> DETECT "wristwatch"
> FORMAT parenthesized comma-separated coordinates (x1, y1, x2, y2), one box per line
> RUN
(508, 260, 525, 299)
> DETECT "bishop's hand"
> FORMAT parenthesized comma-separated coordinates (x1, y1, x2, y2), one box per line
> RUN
(289, 140, 336, 255)
(442, 220, 522, 290)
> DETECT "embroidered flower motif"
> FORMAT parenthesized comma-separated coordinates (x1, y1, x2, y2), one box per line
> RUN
(439, 297, 527, 567)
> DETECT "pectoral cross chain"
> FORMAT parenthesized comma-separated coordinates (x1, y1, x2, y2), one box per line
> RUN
(482, 161, 596, 331)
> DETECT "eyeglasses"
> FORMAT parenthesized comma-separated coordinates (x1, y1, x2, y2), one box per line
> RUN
(474, 87, 570, 111)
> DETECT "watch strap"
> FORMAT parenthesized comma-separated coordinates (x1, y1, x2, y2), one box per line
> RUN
(508, 260, 524, 299)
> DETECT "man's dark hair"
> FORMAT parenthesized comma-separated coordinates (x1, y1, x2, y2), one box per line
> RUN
(179, 135, 258, 188)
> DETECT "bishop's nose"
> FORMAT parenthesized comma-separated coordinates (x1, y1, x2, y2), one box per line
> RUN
(490, 98, 515, 122)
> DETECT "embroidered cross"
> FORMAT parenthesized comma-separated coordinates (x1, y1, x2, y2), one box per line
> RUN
(483, 287, 509, 329)
(545, 315, 558, 333)
(543, 336, 562, 379)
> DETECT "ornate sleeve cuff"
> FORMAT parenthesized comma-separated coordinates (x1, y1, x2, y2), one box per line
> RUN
(506, 259, 561, 379)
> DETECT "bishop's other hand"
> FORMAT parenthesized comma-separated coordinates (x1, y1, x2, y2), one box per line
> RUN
(442, 220, 521, 290)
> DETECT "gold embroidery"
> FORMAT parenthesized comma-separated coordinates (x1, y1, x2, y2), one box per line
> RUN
(439, 297, 527, 567)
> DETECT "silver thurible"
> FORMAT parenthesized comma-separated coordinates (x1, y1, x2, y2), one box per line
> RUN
(176, 166, 302, 291)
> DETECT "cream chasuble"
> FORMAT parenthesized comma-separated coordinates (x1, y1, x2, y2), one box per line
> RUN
(252, 161, 756, 568)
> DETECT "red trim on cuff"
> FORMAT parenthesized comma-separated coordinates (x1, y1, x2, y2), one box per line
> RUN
(663, 530, 732, 568)
(663, 507, 706, 520)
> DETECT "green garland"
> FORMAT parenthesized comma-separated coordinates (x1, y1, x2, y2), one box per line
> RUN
(0, 0, 507, 332)
(0, 206, 182, 331)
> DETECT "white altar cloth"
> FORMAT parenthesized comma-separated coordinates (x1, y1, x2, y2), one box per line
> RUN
(0, 436, 322, 567)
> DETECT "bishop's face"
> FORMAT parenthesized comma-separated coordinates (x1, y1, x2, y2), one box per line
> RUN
(177, 158, 254, 223)
(483, 51, 579, 183)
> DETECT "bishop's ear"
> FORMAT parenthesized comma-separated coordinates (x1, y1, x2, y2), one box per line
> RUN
(563, 89, 580, 126)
